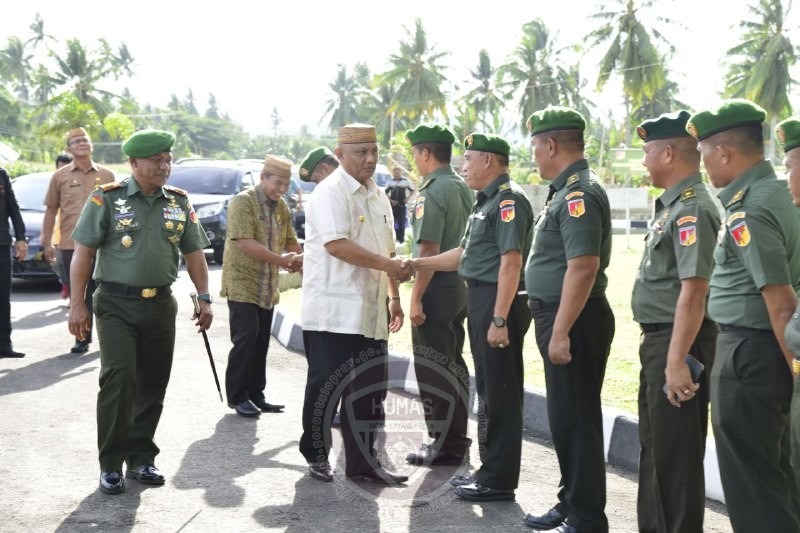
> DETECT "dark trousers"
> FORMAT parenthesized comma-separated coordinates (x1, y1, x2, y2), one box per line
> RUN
(411, 276, 470, 455)
(467, 284, 530, 490)
(62, 248, 95, 344)
(711, 329, 799, 532)
(637, 320, 717, 533)
(299, 331, 387, 476)
(532, 295, 614, 533)
(225, 300, 274, 405)
(0, 246, 12, 347)
(94, 288, 177, 472)
(392, 204, 406, 242)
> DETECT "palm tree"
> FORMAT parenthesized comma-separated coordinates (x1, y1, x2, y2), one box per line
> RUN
(463, 49, 507, 131)
(0, 37, 33, 101)
(587, 0, 674, 143)
(25, 13, 56, 51)
(30, 64, 57, 105)
(379, 18, 449, 121)
(630, 72, 689, 125)
(49, 38, 122, 115)
(498, 19, 565, 134)
(323, 64, 361, 131)
(724, 0, 796, 160)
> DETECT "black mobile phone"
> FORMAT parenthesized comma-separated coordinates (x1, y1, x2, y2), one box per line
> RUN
(663, 354, 705, 394)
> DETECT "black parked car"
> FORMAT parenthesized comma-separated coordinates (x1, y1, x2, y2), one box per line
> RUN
(9, 172, 58, 280)
(168, 160, 259, 264)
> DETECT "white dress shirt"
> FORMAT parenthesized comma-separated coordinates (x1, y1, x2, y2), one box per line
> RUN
(301, 167, 396, 340)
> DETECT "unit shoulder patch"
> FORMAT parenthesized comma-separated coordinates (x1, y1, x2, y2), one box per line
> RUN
(565, 191, 584, 200)
(500, 199, 515, 222)
(677, 215, 697, 225)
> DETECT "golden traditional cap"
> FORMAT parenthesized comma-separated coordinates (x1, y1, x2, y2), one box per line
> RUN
(338, 123, 377, 144)
(263, 154, 293, 178)
(65, 127, 89, 144)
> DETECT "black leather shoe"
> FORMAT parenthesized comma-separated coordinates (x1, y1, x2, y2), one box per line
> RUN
(308, 461, 333, 482)
(348, 467, 408, 485)
(331, 412, 341, 427)
(251, 398, 284, 413)
(0, 347, 24, 358)
(524, 508, 567, 529)
(406, 443, 466, 466)
(528, 523, 577, 533)
(229, 400, 260, 418)
(454, 482, 515, 502)
(448, 473, 475, 487)
(126, 464, 165, 485)
(70, 340, 90, 354)
(99, 471, 125, 494)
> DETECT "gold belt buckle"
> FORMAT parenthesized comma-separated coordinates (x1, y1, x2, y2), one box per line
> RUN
(141, 287, 157, 298)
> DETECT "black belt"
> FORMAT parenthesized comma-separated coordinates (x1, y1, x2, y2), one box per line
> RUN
(528, 298, 559, 311)
(99, 281, 172, 298)
(718, 324, 769, 334)
(640, 322, 673, 333)
(464, 278, 495, 288)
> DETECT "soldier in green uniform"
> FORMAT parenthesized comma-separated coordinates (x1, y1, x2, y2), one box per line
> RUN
(403, 124, 474, 467)
(68, 129, 213, 495)
(688, 100, 800, 532)
(412, 133, 533, 501)
(776, 116, 800, 510)
(298, 147, 338, 185)
(631, 111, 720, 533)
(522, 107, 614, 533)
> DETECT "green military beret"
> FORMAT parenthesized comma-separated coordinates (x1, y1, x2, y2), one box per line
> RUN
(686, 99, 766, 141)
(406, 124, 455, 146)
(122, 129, 176, 158)
(637, 110, 693, 142)
(299, 147, 333, 182)
(776, 117, 800, 153)
(526, 106, 586, 136)
(464, 133, 510, 157)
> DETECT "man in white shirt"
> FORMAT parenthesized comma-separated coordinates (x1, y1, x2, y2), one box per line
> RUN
(299, 123, 410, 485)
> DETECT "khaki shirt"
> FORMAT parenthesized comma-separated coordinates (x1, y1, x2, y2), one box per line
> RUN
(526, 159, 611, 303)
(72, 177, 209, 286)
(220, 185, 297, 309)
(410, 165, 473, 256)
(709, 160, 800, 329)
(632, 174, 721, 323)
(301, 167, 396, 340)
(45, 162, 115, 249)
(458, 173, 533, 283)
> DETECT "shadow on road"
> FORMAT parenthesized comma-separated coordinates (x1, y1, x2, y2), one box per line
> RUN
(0, 351, 99, 397)
(55, 484, 143, 533)
(13, 302, 69, 330)
(173, 414, 305, 508)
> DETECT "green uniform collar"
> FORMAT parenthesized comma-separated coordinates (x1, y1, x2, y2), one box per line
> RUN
(124, 176, 172, 199)
(551, 159, 589, 190)
(717, 160, 773, 206)
(479, 172, 511, 199)
(658, 172, 703, 207)
(419, 164, 456, 191)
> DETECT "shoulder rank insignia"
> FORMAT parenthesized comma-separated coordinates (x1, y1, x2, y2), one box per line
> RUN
(566, 175, 580, 188)
(680, 187, 696, 201)
(499, 182, 511, 192)
(164, 184, 187, 196)
(728, 212, 750, 247)
(499, 199, 515, 222)
(99, 181, 123, 192)
(727, 187, 748, 207)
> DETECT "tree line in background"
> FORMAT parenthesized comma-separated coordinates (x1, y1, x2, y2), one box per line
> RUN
(0, 0, 797, 183)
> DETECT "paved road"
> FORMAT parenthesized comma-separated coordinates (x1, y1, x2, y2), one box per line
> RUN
(0, 265, 731, 532)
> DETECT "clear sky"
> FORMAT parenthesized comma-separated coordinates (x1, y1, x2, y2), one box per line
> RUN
(4, 1, 799, 137)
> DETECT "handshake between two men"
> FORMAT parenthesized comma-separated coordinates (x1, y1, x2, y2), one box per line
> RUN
(385, 247, 464, 283)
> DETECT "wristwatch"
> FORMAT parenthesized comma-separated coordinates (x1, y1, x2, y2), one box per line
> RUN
(197, 293, 213, 304)
(492, 316, 506, 328)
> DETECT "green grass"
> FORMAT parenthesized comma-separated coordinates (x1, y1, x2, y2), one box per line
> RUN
(278, 235, 646, 414)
